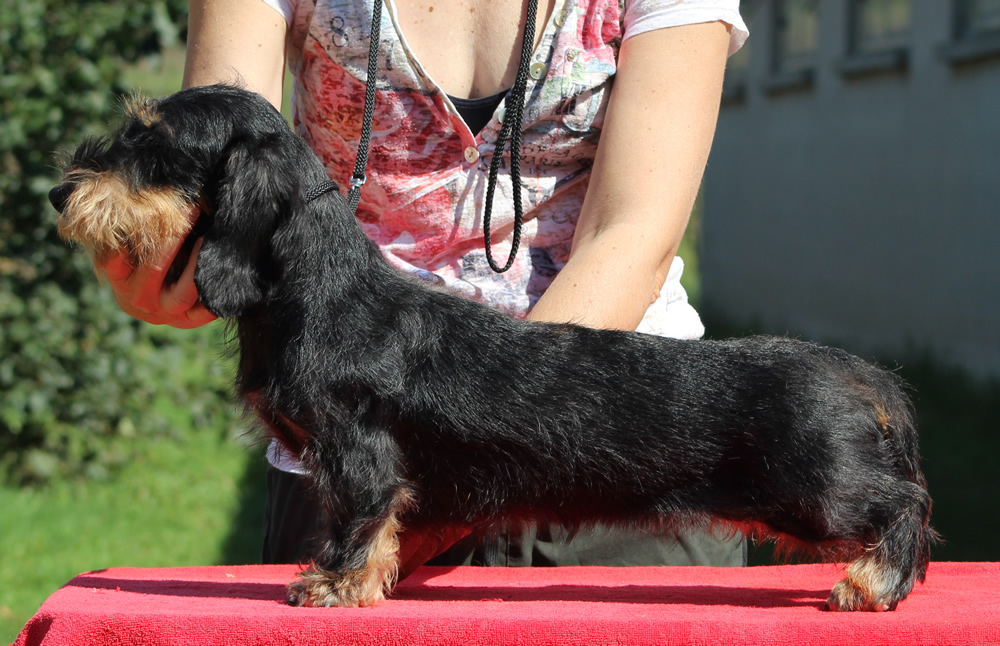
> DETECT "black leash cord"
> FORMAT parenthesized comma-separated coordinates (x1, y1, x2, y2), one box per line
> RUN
(347, 0, 384, 214)
(313, 0, 535, 274)
(306, 179, 340, 202)
(482, 0, 537, 273)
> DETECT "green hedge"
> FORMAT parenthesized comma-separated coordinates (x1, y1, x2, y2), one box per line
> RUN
(1, 1, 241, 484)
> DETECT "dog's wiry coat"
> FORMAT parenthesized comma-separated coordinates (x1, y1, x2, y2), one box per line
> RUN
(51, 84, 936, 612)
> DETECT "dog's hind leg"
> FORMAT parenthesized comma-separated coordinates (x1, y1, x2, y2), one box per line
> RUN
(827, 482, 933, 611)
(285, 426, 413, 608)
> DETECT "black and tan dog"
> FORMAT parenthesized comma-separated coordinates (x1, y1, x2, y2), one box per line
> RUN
(50, 84, 935, 611)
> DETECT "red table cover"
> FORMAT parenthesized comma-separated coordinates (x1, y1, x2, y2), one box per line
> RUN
(14, 563, 1000, 646)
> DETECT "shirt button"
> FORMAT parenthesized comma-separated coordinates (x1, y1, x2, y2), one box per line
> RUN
(464, 146, 480, 164)
(554, 7, 566, 27)
(529, 62, 547, 80)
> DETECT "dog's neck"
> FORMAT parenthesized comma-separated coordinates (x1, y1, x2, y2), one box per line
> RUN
(271, 191, 399, 315)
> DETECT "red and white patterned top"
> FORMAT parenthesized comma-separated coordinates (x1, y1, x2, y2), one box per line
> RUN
(264, 0, 745, 323)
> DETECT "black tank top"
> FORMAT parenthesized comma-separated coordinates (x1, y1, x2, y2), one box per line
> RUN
(448, 89, 508, 135)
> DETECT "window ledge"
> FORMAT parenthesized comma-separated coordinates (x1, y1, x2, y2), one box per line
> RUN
(940, 33, 1000, 65)
(761, 69, 815, 96)
(838, 48, 909, 79)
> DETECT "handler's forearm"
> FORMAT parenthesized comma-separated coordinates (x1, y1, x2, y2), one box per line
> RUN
(526, 225, 676, 331)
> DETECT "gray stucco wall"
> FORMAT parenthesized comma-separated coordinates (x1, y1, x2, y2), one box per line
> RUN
(701, 0, 1000, 377)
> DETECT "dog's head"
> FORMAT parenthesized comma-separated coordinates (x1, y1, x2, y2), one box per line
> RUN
(50, 84, 328, 317)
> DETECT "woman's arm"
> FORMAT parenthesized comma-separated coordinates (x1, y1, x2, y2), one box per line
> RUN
(98, 0, 288, 327)
(527, 20, 732, 331)
(184, 0, 288, 109)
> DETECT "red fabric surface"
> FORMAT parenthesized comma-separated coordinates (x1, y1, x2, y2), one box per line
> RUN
(14, 563, 1000, 646)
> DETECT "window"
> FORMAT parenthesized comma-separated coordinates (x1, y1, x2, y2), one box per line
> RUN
(849, 0, 911, 55)
(959, 0, 1000, 37)
(763, 0, 818, 94)
(773, 0, 819, 75)
(840, 0, 910, 77)
(944, 0, 1000, 65)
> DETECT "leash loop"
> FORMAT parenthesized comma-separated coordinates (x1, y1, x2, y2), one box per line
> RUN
(310, 0, 535, 275)
(482, 0, 537, 273)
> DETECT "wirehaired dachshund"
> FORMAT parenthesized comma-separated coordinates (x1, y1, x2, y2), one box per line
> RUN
(49, 84, 935, 611)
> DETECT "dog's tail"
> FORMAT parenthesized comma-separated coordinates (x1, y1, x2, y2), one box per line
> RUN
(871, 370, 924, 486)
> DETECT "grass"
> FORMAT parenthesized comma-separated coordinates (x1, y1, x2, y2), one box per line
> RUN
(1, 429, 268, 643)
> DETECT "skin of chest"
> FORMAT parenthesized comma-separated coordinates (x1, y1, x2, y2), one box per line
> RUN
(391, 0, 555, 98)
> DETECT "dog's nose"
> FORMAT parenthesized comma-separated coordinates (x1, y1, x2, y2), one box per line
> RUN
(48, 184, 71, 213)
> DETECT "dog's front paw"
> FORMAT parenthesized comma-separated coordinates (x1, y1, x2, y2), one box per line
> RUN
(286, 565, 388, 608)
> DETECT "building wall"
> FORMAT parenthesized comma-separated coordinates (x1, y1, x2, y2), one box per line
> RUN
(702, 0, 1000, 377)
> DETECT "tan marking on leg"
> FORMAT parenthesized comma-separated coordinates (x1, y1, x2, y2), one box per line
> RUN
(289, 489, 413, 608)
(57, 170, 193, 265)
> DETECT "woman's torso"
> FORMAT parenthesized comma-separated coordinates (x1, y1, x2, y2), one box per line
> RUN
(284, 0, 626, 317)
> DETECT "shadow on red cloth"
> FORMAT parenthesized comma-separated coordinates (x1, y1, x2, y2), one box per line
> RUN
(68, 568, 829, 609)
(66, 571, 287, 602)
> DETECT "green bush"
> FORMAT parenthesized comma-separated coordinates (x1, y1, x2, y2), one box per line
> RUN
(1, 1, 241, 484)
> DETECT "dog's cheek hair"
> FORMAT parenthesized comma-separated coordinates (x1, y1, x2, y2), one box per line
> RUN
(58, 170, 192, 264)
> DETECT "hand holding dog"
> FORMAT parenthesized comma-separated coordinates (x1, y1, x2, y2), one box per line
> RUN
(97, 205, 216, 329)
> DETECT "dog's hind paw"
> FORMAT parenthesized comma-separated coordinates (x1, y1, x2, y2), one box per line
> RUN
(286, 565, 388, 608)
(826, 578, 898, 612)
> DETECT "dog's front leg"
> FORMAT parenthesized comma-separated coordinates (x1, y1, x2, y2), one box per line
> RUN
(286, 432, 413, 608)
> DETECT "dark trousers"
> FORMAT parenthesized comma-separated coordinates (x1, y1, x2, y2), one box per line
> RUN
(262, 466, 747, 567)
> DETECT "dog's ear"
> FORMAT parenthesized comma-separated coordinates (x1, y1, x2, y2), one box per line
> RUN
(196, 134, 293, 318)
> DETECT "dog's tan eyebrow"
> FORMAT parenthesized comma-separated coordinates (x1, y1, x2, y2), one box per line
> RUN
(122, 93, 160, 128)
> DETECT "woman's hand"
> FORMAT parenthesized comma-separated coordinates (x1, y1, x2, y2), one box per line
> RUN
(97, 205, 216, 328)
